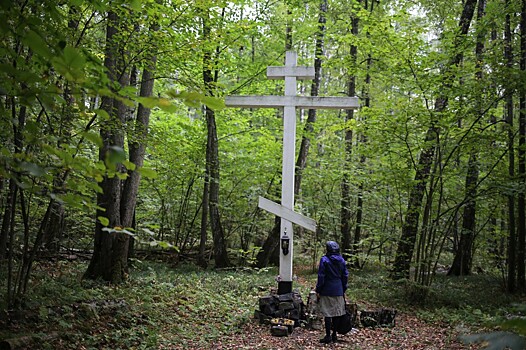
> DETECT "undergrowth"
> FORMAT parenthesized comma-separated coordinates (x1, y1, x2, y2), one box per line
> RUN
(0, 259, 522, 349)
(301, 265, 519, 330)
(349, 268, 518, 331)
(0, 260, 277, 349)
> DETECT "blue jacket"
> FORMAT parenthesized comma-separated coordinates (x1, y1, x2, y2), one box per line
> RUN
(316, 252, 348, 296)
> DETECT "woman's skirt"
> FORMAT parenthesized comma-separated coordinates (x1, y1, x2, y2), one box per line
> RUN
(318, 295, 345, 317)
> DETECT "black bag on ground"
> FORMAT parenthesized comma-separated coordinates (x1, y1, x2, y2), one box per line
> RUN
(333, 301, 357, 335)
(333, 311, 353, 334)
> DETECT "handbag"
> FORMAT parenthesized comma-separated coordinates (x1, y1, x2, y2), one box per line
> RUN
(333, 298, 355, 335)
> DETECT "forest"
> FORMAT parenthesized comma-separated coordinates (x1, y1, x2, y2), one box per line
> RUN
(1, 0, 526, 348)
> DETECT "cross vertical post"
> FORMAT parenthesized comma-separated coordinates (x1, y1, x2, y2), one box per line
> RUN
(279, 51, 299, 294)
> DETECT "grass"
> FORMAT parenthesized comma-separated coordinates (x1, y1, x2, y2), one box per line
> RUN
(0, 259, 523, 349)
(1, 259, 277, 349)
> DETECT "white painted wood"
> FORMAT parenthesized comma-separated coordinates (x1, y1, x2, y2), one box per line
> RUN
(225, 95, 360, 109)
(280, 218, 293, 282)
(267, 66, 315, 80)
(258, 196, 317, 232)
(280, 51, 298, 283)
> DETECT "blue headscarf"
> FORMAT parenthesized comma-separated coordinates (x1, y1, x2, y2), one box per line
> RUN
(326, 241, 340, 255)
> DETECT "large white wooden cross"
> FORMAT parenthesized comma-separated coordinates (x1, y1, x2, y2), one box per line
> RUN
(225, 51, 359, 294)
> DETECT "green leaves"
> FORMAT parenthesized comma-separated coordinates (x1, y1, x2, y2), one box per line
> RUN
(22, 30, 53, 59)
(82, 131, 103, 148)
(105, 146, 127, 170)
(166, 90, 225, 111)
(19, 161, 47, 177)
(22, 32, 88, 84)
(136, 96, 178, 113)
(136, 93, 226, 114)
(51, 46, 87, 83)
(138, 167, 157, 179)
(101, 146, 156, 180)
(94, 109, 111, 121)
(98, 216, 110, 226)
(102, 226, 135, 236)
(129, 0, 142, 11)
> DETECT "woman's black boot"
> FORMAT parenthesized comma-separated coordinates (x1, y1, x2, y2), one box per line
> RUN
(332, 332, 338, 343)
(320, 317, 333, 343)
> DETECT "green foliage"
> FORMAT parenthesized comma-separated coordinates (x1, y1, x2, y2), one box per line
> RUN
(0, 260, 277, 349)
(166, 90, 225, 111)
(302, 265, 517, 330)
(228, 246, 263, 266)
(499, 318, 526, 336)
(3, 260, 522, 349)
(0, 0, 525, 321)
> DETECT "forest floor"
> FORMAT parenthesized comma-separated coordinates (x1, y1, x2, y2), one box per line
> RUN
(211, 313, 477, 350)
(0, 259, 521, 349)
(194, 278, 478, 350)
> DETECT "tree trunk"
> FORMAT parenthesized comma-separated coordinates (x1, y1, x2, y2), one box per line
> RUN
(0, 180, 16, 260)
(4, 180, 17, 308)
(294, 0, 326, 196)
(206, 105, 230, 268)
(341, 0, 360, 263)
(448, 0, 486, 277)
(42, 200, 65, 253)
(5, 100, 26, 308)
(1, 98, 25, 262)
(124, 34, 157, 225)
(202, 8, 230, 268)
(505, 0, 517, 293)
(198, 175, 210, 267)
(518, 0, 526, 291)
(392, 129, 437, 279)
(85, 10, 129, 283)
(16, 194, 53, 304)
(391, 0, 478, 279)
(85, 8, 158, 282)
(256, 216, 281, 268)
(353, 0, 374, 267)
(40, 5, 80, 255)
(448, 153, 479, 276)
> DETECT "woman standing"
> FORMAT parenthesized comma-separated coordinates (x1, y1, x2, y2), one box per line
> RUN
(315, 241, 348, 344)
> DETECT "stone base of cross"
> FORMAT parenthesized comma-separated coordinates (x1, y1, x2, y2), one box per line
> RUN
(226, 51, 359, 294)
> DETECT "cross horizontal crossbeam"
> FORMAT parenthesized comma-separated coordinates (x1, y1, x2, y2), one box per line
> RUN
(225, 95, 359, 110)
(267, 66, 315, 80)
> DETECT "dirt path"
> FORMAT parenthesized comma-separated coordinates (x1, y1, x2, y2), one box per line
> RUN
(208, 312, 478, 350)
(199, 275, 480, 349)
